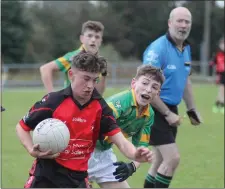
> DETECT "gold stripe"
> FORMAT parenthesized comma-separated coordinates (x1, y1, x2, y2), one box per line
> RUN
(108, 102, 119, 118)
(140, 134, 150, 143)
(58, 57, 71, 70)
(131, 89, 150, 117)
(122, 131, 129, 138)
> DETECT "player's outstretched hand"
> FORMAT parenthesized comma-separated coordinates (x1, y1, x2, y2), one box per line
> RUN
(113, 161, 136, 182)
(187, 109, 203, 126)
(165, 111, 181, 127)
(134, 147, 153, 163)
(29, 144, 60, 159)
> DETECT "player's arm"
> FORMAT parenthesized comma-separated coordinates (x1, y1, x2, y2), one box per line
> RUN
(183, 77, 202, 125)
(40, 61, 59, 93)
(95, 75, 106, 95)
(95, 56, 108, 95)
(16, 94, 59, 158)
(40, 52, 71, 93)
(113, 118, 153, 182)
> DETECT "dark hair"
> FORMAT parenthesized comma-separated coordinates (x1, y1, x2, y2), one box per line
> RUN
(81, 20, 104, 34)
(135, 64, 165, 85)
(71, 52, 107, 74)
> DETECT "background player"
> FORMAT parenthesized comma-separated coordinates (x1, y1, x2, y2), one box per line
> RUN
(88, 64, 165, 188)
(210, 37, 224, 114)
(40, 20, 107, 95)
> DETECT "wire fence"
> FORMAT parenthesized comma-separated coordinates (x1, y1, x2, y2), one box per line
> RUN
(2, 61, 216, 89)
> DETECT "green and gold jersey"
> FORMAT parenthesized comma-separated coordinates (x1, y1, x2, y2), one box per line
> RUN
(54, 46, 84, 88)
(96, 89, 155, 151)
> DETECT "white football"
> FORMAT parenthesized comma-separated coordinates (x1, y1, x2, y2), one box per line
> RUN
(33, 118, 70, 154)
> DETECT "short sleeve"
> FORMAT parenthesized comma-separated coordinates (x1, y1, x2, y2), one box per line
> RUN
(143, 43, 163, 69)
(54, 52, 73, 73)
(19, 94, 54, 131)
(106, 101, 123, 119)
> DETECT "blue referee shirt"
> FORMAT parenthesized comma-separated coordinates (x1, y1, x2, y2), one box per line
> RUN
(143, 32, 191, 106)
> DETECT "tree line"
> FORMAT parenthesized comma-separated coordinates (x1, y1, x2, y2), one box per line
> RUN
(1, 0, 224, 64)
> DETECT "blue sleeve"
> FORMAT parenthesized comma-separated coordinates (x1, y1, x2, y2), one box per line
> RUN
(143, 43, 164, 69)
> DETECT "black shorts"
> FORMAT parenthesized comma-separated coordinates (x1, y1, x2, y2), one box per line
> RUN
(218, 72, 225, 85)
(24, 159, 89, 188)
(149, 104, 178, 146)
(24, 175, 89, 188)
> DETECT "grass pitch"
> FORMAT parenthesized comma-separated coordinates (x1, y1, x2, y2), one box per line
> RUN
(1, 84, 224, 188)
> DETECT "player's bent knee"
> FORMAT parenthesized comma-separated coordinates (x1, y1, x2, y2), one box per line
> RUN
(164, 154, 180, 171)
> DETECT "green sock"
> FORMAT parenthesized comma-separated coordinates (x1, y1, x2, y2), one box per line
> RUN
(155, 172, 172, 188)
(144, 174, 155, 188)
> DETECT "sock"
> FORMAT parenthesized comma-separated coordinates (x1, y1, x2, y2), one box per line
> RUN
(215, 100, 221, 107)
(144, 174, 155, 188)
(155, 172, 172, 188)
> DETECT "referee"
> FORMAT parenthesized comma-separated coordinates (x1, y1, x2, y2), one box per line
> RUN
(143, 7, 202, 188)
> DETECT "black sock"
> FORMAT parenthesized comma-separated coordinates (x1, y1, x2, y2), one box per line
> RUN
(215, 100, 221, 107)
(155, 172, 172, 188)
(144, 174, 155, 188)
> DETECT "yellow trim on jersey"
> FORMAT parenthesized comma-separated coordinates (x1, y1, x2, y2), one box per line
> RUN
(58, 57, 71, 70)
(103, 131, 128, 144)
(108, 102, 119, 118)
(79, 44, 86, 51)
(131, 89, 150, 117)
(140, 134, 150, 143)
(122, 131, 129, 138)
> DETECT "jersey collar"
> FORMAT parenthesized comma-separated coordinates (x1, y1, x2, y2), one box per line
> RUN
(166, 31, 190, 51)
(63, 85, 102, 100)
(131, 89, 150, 117)
(79, 44, 99, 56)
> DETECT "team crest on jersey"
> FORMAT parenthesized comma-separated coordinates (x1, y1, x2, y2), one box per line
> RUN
(41, 94, 49, 103)
(115, 100, 121, 108)
(145, 50, 159, 65)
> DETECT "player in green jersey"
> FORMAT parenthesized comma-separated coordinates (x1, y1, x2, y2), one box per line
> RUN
(40, 20, 107, 95)
(88, 64, 165, 188)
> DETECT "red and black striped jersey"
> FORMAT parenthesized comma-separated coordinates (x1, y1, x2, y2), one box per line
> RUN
(19, 85, 120, 172)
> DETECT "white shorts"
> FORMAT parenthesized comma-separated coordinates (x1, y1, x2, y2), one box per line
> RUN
(88, 148, 118, 183)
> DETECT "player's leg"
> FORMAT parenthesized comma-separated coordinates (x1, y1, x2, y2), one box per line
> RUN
(24, 175, 55, 188)
(88, 148, 130, 188)
(99, 181, 130, 188)
(154, 143, 180, 188)
(213, 73, 224, 113)
(218, 84, 224, 113)
(144, 146, 163, 188)
(218, 72, 225, 113)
